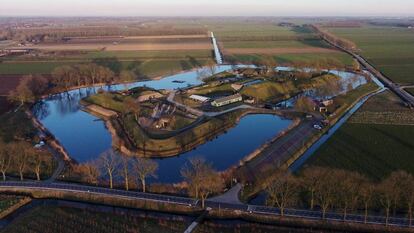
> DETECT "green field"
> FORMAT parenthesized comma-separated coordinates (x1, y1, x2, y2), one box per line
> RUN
(305, 90, 414, 181)
(326, 25, 414, 85)
(0, 195, 25, 213)
(0, 58, 209, 77)
(305, 123, 414, 181)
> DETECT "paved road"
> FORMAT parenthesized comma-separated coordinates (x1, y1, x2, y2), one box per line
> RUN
(1, 181, 412, 228)
(208, 183, 243, 205)
(320, 33, 414, 108)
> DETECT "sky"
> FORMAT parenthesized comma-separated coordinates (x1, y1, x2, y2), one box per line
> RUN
(1, 0, 413, 17)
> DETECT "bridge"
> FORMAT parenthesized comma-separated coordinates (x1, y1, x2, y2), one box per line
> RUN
(211, 32, 223, 65)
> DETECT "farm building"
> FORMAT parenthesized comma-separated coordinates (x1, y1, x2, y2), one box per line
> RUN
(137, 91, 163, 102)
(211, 94, 243, 107)
(189, 94, 211, 103)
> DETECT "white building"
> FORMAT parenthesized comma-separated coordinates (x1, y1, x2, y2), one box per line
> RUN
(211, 94, 243, 107)
(189, 95, 211, 103)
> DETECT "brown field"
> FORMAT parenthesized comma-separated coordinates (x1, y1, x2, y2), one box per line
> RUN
(13, 42, 212, 51)
(0, 75, 24, 95)
(223, 47, 340, 55)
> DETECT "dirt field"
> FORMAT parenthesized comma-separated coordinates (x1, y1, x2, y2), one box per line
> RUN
(14, 42, 212, 51)
(223, 47, 340, 55)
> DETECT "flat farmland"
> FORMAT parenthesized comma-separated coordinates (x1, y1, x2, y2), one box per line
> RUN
(11, 36, 212, 51)
(326, 25, 414, 85)
(0, 34, 213, 78)
(204, 20, 353, 66)
(304, 91, 414, 180)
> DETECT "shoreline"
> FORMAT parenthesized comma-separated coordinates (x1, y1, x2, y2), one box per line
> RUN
(106, 108, 292, 158)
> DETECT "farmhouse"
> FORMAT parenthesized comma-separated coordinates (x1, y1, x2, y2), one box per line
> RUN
(189, 94, 210, 103)
(314, 99, 334, 113)
(211, 94, 243, 107)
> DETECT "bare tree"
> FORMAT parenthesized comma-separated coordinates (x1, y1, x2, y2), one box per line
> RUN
(335, 170, 363, 220)
(302, 167, 326, 210)
(132, 158, 158, 193)
(377, 176, 396, 226)
(31, 151, 47, 181)
(8, 78, 34, 105)
(314, 168, 337, 219)
(400, 173, 414, 226)
(359, 179, 375, 224)
(98, 150, 120, 189)
(0, 142, 11, 181)
(266, 170, 299, 216)
(119, 154, 132, 191)
(13, 142, 31, 181)
(124, 97, 140, 122)
(295, 96, 315, 113)
(181, 157, 224, 208)
(206, 59, 217, 76)
(198, 169, 224, 209)
(181, 157, 206, 199)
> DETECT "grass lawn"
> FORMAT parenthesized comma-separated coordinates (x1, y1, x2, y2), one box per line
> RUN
(0, 195, 25, 213)
(305, 123, 414, 181)
(2, 205, 187, 233)
(326, 25, 414, 85)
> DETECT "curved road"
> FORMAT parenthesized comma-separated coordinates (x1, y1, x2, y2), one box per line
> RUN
(0, 181, 412, 229)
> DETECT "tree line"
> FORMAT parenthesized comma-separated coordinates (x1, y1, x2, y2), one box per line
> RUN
(8, 63, 136, 105)
(0, 140, 53, 181)
(310, 24, 357, 52)
(266, 167, 414, 226)
(69, 152, 223, 208)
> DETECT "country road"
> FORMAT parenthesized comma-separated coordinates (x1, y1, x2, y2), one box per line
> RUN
(320, 33, 414, 108)
(0, 181, 413, 228)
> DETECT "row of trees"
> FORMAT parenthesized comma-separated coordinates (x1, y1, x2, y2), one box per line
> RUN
(8, 63, 137, 105)
(310, 24, 357, 51)
(0, 140, 52, 181)
(266, 167, 414, 226)
(71, 152, 224, 208)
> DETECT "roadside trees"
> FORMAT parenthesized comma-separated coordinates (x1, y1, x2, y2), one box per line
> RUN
(119, 154, 132, 191)
(313, 168, 337, 219)
(132, 158, 158, 193)
(31, 151, 48, 181)
(335, 170, 363, 220)
(181, 157, 224, 208)
(13, 142, 31, 181)
(0, 142, 11, 181)
(301, 167, 326, 210)
(359, 179, 375, 224)
(377, 175, 398, 226)
(266, 170, 299, 216)
(98, 150, 120, 189)
(399, 173, 414, 226)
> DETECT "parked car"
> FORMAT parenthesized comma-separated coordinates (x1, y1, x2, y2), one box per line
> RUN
(313, 124, 322, 130)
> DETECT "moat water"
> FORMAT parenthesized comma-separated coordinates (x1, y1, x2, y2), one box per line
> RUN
(32, 65, 370, 183)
